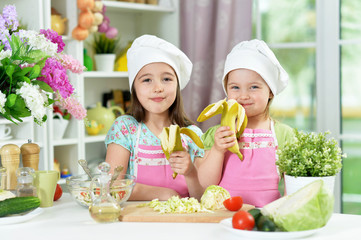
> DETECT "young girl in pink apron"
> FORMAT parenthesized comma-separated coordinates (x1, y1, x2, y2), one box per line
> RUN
(198, 39, 294, 207)
(105, 35, 204, 201)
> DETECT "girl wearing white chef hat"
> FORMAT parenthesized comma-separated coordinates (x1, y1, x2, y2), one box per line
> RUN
(198, 39, 295, 207)
(105, 35, 204, 200)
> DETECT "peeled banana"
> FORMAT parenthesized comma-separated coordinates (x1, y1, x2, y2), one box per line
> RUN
(159, 124, 204, 179)
(197, 98, 247, 160)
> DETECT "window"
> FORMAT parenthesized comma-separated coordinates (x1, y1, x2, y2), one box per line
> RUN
(253, 0, 361, 214)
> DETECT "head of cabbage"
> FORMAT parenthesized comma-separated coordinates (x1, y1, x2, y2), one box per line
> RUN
(200, 185, 231, 210)
(261, 179, 334, 231)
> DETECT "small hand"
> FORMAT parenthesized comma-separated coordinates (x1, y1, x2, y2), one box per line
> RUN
(169, 150, 195, 177)
(214, 126, 237, 153)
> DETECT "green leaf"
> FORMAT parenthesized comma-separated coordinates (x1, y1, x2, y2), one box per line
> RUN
(5, 94, 17, 108)
(47, 98, 55, 106)
(22, 76, 31, 84)
(5, 64, 15, 78)
(14, 66, 32, 77)
(11, 97, 31, 117)
(32, 80, 54, 93)
(28, 65, 41, 79)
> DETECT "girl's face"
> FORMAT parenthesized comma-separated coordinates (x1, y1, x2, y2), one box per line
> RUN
(133, 62, 178, 116)
(226, 69, 272, 119)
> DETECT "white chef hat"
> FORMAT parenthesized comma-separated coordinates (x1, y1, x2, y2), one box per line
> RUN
(127, 34, 192, 92)
(222, 39, 289, 95)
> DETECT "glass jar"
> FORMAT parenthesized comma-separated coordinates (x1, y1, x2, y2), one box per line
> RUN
(16, 167, 37, 197)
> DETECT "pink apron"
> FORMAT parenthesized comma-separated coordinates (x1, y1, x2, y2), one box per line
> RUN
(133, 123, 189, 197)
(219, 120, 280, 207)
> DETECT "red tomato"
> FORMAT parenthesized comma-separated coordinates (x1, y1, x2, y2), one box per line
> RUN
(232, 210, 255, 230)
(54, 184, 63, 201)
(223, 196, 243, 211)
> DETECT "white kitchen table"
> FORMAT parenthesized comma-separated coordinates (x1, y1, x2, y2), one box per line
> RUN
(1, 193, 361, 240)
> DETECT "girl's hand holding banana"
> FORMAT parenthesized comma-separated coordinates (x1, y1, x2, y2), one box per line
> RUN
(213, 126, 238, 154)
(168, 150, 195, 177)
(197, 98, 247, 160)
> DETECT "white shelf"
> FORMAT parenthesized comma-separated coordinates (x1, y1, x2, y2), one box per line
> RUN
(83, 71, 128, 78)
(0, 0, 178, 176)
(103, 1, 174, 13)
(52, 138, 79, 146)
(85, 135, 107, 143)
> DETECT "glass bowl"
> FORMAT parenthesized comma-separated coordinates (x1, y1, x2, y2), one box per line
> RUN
(66, 174, 136, 207)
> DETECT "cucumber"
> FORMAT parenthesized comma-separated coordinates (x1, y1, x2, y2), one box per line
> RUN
(248, 208, 262, 223)
(0, 196, 40, 217)
(256, 215, 277, 232)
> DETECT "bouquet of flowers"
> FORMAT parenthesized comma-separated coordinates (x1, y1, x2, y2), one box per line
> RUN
(0, 5, 86, 125)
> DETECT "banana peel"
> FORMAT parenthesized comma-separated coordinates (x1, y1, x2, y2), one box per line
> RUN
(159, 124, 204, 179)
(197, 98, 247, 160)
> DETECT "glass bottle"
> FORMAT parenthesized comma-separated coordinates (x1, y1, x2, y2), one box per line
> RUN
(89, 162, 121, 223)
(16, 167, 37, 197)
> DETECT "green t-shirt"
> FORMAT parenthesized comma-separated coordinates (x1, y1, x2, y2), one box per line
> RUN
(201, 121, 295, 151)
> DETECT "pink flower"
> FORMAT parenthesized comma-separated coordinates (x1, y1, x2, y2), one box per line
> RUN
(56, 54, 85, 73)
(56, 95, 87, 120)
(38, 57, 74, 98)
(40, 29, 65, 53)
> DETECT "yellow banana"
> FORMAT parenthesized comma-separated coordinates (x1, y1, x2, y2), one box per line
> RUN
(159, 124, 204, 179)
(197, 98, 247, 160)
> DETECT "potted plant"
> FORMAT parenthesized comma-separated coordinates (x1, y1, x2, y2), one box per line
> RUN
(92, 32, 119, 72)
(276, 129, 345, 195)
(91, 6, 119, 72)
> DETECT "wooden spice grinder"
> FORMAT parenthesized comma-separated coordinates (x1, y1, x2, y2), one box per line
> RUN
(0, 144, 21, 190)
(21, 139, 40, 170)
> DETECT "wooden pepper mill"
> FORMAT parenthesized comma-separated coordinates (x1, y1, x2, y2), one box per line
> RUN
(0, 144, 21, 190)
(21, 139, 40, 171)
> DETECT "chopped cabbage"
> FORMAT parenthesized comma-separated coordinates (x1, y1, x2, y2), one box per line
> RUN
(200, 185, 231, 210)
(261, 180, 334, 231)
(138, 196, 212, 214)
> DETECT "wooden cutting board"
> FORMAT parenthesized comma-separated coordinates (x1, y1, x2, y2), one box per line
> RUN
(119, 203, 254, 223)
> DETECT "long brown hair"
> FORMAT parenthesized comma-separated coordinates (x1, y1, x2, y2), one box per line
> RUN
(128, 83, 194, 127)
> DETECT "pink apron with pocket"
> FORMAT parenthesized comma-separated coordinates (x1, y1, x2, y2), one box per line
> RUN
(219, 121, 280, 207)
(133, 123, 189, 197)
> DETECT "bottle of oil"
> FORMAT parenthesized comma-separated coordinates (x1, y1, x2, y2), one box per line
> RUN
(89, 162, 121, 223)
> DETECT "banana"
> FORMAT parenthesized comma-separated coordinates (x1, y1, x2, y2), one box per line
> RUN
(197, 98, 247, 160)
(159, 124, 204, 179)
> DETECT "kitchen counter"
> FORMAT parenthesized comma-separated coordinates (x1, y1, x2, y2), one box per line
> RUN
(1, 193, 361, 240)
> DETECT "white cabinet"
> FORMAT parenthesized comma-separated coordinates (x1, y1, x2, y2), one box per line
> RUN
(0, 0, 179, 181)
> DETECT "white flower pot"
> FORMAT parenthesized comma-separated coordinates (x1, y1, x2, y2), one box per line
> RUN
(94, 54, 116, 72)
(53, 113, 69, 140)
(284, 175, 335, 195)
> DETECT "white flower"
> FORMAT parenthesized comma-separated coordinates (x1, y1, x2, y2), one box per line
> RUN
(0, 50, 12, 65)
(17, 30, 57, 57)
(0, 91, 6, 114)
(16, 82, 46, 122)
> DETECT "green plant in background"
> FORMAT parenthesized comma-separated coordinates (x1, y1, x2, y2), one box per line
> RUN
(92, 33, 119, 54)
(277, 129, 345, 177)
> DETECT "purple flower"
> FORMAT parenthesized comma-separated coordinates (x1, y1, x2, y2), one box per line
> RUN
(39, 29, 65, 53)
(2, 5, 18, 31)
(0, 28, 10, 50)
(38, 57, 74, 98)
(106, 27, 118, 39)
